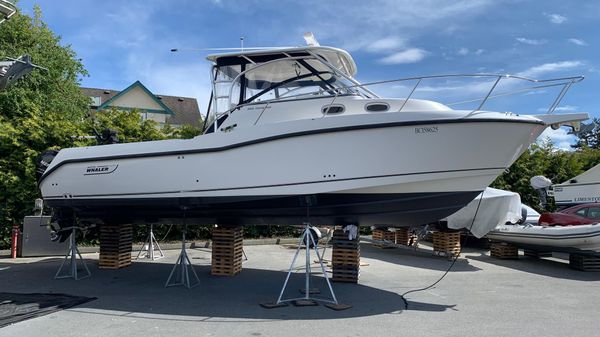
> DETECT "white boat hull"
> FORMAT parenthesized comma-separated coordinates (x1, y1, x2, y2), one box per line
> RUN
(39, 111, 549, 226)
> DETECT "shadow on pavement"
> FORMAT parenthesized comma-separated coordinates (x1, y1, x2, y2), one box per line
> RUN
(0, 257, 457, 321)
(360, 243, 482, 273)
(465, 252, 600, 281)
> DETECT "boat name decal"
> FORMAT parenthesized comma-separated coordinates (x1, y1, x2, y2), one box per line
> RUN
(84, 165, 118, 175)
(415, 126, 439, 134)
(574, 196, 600, 202)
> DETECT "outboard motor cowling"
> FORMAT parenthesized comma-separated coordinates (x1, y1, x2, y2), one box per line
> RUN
(36, 149, 59, 182)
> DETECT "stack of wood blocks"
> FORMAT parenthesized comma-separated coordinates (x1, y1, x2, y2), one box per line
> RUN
(490, 242, 519, 259)
(99, 224, 132, 269)
(395, 227, 416, 246)
(331, 229, 360, 283)
(432, 231, 461, 257)
(372, 229, 395, 248)
(211, 226, 243, 276)
(569, 254, 600, 271)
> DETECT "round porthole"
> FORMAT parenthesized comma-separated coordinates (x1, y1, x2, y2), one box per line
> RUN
(365, 102, 390, 112)
(322, 104, 345, 115)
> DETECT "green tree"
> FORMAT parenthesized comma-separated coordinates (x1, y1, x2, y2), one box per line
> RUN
(0, 7, 90, 249)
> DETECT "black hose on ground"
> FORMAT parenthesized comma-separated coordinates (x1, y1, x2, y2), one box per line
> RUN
(400, 192, 485, 310)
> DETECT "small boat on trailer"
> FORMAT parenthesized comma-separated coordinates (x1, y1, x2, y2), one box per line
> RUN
(487, 223, 600, 254)
(38, 39, 587, 228)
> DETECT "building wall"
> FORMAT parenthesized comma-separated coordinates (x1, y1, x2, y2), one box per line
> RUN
(109, 86, 165, 111)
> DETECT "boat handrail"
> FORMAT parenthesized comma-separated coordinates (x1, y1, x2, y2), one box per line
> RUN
(210, 69, 583, 132)
(345, 73, 584, 115)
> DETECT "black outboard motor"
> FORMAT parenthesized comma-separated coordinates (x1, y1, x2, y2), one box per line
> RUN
(96, 128, 119, 145)
(35, 149, 59, 182)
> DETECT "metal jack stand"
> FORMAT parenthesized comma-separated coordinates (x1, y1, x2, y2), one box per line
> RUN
(136, 224, 164, 260)
(54, 227, 91, 280)
(165, 221, 199, 289)
(261, 222, 351, 310)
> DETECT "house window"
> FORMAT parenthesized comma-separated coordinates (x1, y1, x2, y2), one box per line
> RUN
(90, 96, 101, 107)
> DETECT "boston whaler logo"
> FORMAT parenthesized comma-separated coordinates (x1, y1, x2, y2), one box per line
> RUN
(415, 126, 439, 134)
(84, 164, 118, 175)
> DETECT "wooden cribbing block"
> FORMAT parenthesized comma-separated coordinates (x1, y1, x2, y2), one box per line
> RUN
(395, 227, 416, 246)
(99, 224, 132, 269)
(211, 226, 243, 276)
(569, 254, 600, 272)
(372, 229, 395, 248)
(490, 242, 518, 259)
(432, 231, 461, 257)
(331, 229, 360, 283)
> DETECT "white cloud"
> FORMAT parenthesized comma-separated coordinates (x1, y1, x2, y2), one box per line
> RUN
(537, 127, 576, 151)
(536, 105, 579, 112)
(517, 61, 584, 78)
(457, 47, 469, 55)
(545, 13, 567, 24)
(568, 38, 588, 46)
(368, 36, 406, 52)
(379, 48, 428, 64)
(474, 49, 484, 55)
(516, 37, 548, 45)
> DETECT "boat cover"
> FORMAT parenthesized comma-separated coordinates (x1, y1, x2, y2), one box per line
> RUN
(560, 163, 600, 185)
(446, 187, 522, 238)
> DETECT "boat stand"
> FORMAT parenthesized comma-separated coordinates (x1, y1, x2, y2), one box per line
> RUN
(165, 223, 199, 289)
(54, 227, 91, 280)
(136, 224, 164, 260)
(261, 222, 350, 310)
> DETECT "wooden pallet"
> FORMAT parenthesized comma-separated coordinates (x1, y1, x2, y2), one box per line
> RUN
(99, 252, 132, 269)
(211, 226, 243, 276)
(569, 254, 600, 271)
(99, 224, 132, 269)
(432, 231, 461, 257)
(331, 229, 360, 283)
(332, 267, 360, 283)
(395, 228, 417, 246)
(372, 229, 395, 248)
(490, 242, 518, 259)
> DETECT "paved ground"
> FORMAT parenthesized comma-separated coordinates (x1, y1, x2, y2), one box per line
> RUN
(1, 242, 599, 337)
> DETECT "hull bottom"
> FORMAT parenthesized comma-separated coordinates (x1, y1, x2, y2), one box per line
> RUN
(46, 191, 481, 226)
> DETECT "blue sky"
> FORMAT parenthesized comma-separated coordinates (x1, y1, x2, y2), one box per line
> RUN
(17, 0, 600, 149)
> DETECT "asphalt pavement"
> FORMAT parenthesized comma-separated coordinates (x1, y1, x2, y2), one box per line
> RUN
(0, 242, 598, 337)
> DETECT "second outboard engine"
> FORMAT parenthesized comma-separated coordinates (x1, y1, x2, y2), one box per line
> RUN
(35, 149, 59, 182)
(530, 175, 552, 210)
(96, 128, 119, 145)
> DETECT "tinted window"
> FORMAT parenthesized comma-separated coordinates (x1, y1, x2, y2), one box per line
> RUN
(575, 208, 587, 217)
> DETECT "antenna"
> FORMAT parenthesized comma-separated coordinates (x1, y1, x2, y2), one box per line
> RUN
(240, 36, 244, 52)
(303, 32, 320, 47)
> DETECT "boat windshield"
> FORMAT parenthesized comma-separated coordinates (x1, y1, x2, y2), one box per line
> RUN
(204, 55, 366, 133)
(240, 58, 359, 104)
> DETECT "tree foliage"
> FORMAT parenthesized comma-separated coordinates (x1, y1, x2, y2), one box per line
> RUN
(0, 9, 205, 249)
(0, 8, 90, 248)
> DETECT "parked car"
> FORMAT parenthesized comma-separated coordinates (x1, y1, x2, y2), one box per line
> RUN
(538, 203, 600, 226)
